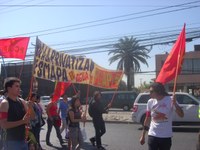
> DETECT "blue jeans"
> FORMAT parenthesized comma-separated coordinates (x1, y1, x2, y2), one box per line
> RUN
(4, 140, 28, 150)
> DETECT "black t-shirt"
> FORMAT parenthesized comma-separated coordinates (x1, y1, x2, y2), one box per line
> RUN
(6, 97, 26, 141)
(90, 99, 106, 121)
(68, 108, 81, 128)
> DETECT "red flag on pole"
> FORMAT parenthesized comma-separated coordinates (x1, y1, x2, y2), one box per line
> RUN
(156, 24, 186, 84)
(52, 82, 71, 102)
(0, 37, 30, 60)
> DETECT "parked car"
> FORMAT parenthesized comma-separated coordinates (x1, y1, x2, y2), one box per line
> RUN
(132, 92, 200, 125)
(101, 91, 138, 111)
(40, 96, 50, 110)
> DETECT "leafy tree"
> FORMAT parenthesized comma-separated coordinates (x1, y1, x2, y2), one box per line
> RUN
(109, 36, 150, 90)
(138, 81, 151, 92)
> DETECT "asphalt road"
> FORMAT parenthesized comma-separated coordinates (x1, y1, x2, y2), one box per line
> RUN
(40, 122, 200, 150)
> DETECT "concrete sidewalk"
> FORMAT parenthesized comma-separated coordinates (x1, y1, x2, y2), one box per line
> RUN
(43, 107, 134, 124)
(84, 107, 133, 124)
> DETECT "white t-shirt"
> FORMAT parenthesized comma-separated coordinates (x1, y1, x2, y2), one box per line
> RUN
(147, 96, 174, 138)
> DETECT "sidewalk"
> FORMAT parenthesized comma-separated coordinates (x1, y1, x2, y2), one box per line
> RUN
(43, 106, 134, 124)
(83, 105, 133, 124)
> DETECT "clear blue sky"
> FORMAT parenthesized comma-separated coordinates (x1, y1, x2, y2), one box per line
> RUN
(1, 0, 200, 87)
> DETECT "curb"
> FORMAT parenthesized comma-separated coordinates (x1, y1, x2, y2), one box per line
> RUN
(86, 119, 134, 124)
(43, 116, 135, 124)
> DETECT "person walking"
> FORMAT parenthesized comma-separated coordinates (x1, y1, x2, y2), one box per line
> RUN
(35, 95, 45, 149)
(58, 94, 69, 139)
(89, 91, 111, 150)
(46, 95, 64, 147)
(68, 96, 86, 150)
(139, 82, 184, 150)
(28, 93, 44, 150)
(0, 77, 31, 150)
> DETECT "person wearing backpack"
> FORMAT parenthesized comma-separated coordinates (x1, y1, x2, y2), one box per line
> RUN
(89, 91, 111, 150)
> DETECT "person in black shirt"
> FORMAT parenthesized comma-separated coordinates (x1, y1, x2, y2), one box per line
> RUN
(68, 96, 86, 150)
(89, 91, 111, 150)
(0, 77, 32, 150)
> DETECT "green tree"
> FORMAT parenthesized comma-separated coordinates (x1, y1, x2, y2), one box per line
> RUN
(138, 81, 151, 92)
(109, 36, 150, 90)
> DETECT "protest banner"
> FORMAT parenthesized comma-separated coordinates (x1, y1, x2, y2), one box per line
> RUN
(33, 38, 123, 89)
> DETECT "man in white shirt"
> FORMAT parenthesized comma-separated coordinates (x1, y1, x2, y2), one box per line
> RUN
(140, 82, 184, 150)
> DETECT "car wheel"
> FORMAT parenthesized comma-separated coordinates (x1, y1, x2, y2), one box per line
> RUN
(140, 114, 146, 126)
(123, 105, 129, 111)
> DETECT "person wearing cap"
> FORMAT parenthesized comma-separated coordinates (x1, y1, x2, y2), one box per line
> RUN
(0, 77, 31, 150)
(139, 82, 184, 150)
(89, 91, 111, 150)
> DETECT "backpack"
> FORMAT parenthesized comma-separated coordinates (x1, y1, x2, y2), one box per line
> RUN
(88, 99, 94, 118)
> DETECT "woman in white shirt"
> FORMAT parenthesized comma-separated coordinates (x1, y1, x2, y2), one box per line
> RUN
(140, 82, 184, 150)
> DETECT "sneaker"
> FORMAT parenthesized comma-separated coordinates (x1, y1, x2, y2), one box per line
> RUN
(97, 146, 106, 150)
(90, 138, 96, 146)
(46, 142, 53, 146)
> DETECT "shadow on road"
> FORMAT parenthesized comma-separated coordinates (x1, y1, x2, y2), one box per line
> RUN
(82, 142, 109, 150)
(108, 108, 132, 112)
(137, 125, 200, 133)
(173, 126, 200, 133)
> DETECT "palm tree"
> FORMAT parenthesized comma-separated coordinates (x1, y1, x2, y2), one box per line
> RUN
(109, 36, 150, 90)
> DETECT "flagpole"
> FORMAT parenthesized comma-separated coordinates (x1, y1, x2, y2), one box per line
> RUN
(1, 56, 7, 78)
(18, 61, 25, 79)
(83, 84, 90, 127)
(110, 70, 124, 106)
(173, 24, 185, 95)
(25, 37, 37, 142)
(172, 51, 181, 94)
(172, 24, 186, 102)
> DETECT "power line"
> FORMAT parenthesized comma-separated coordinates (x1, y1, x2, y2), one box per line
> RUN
(0, 4, 199, 8)
(0, 0, 55, 14)
(3, 1, 200, 38)
(25, 27, 200, 51)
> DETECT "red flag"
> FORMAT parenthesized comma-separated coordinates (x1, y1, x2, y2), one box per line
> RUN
(0, 37, 30, 60)
(52, 82, 71, 102)
(156, 24, 186, 84)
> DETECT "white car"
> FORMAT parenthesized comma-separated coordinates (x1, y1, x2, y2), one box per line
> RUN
(132, 92, 200, 125)
(40, 96, 51, 110)
(40, 96, 64, 111)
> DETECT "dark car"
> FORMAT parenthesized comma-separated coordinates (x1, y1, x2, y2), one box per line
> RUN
(100, 91, 138, 111)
